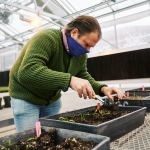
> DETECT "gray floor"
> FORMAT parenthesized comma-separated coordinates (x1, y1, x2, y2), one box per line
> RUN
(0, 88, 129, 137)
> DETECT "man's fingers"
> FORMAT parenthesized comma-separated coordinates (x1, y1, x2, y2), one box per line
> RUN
(82, 88, 88, 99)
(70, 76, 95, 99)
(116, 91, 124, 100)
(77, 89, 83, 98)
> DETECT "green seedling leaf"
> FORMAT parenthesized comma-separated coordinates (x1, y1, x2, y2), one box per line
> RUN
(26, 137, 37, 142)
(0, 145, 7, 150)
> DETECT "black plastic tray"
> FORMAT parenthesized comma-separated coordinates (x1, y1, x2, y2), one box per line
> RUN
(0, 126, 110, 150)
(40, 106, 146, 141)
(119, 99, 150, 112)
(118, 99, 142, 107)
(125, 87, 150, 96)
(140, 96, 150, 112)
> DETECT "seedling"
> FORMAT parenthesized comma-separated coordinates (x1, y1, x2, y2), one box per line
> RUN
(26, 145, 29, 150)
(84, 113, 90, 117)
(26, 137, 37, 142)
(105, 110, 111, 115)
(92, 109, 99, 115)
(59, 116, 74, 122)
(133, 92, 138, 99)
(80, 113, 90, 120)
(2, 140, 11, 147)
(0, 145, 8, 150)
(99, 110, 105, 117)
(0, 139, 13, 150)
(80, 114, 84, 120)
(93, 103, 101, 115)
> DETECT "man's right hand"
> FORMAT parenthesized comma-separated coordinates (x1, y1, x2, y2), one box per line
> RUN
(70, 76, 95, 99)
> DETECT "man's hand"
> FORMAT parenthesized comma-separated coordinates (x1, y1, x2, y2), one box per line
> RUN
(70, 76, 95, 99)
(101, 86, 124, 100)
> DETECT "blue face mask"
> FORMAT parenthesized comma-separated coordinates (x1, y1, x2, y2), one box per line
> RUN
(67, 35, 89, 56)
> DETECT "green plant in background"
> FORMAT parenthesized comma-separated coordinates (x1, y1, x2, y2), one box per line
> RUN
(0, 87, 8, 93)
(133, 92, 138, 99)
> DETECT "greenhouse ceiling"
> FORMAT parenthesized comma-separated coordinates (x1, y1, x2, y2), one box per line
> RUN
(0, 0, 150, 53)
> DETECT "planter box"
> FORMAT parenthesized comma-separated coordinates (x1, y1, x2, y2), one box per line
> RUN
(125, 87, 150, 96)
(140, 96, 150, 112)
(40, 106, 146, 141)
(122, 88, 150, 111)
(118, 98, 150, 111)
(119, 99, 150, 112)
(118, 99, 142, 107)
(0, 97, 3, 110)
(3, 96, 11, 108)
(0, 127, 110, 150)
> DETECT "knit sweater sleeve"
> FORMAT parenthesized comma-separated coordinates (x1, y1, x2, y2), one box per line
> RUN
(17, 30, 71, 92)
(76, 58, 107, 96)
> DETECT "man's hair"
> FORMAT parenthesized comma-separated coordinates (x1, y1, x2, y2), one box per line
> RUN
(65, 15, 101, 39)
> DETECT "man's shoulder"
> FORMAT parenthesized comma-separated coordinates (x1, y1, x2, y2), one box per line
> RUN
(40, 28, 60, 35)
(29, 28, 61, 42)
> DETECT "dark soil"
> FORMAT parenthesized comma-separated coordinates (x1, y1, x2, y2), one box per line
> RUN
(0, 128, 97, 150)
(59, 108, 132, 125)
(142, 96, 150, 100)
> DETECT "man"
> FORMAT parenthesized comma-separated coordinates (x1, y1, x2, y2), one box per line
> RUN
(9, 15, 123, 132)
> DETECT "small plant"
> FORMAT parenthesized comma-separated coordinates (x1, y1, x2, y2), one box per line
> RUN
(80, 114, 85, 120)
(79, 113, 89, 120)
(104, 110, 111, 115)
(59, 116, 74, 122)
(93, 103, 101, 115)
(84, 113, 90, 117)
(3, 140, 11, 147)
(26, 137, 37, 142)
(99, 110, 105, 117)
(92, 109, 99, 115)
(0, 139, 13, 150)
(133, 92, 138, 99)
(0, 145, 8, 150)
(26, 145, 29, 150)
(99, 109, 111, 117)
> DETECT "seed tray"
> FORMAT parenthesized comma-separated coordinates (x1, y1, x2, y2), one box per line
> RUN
(0, 127, 110, 150)
(119, 96, 150, 112)
(40, 106, 146, 141)
(125, 87, 150, 96)
(118, 99, 142, 107)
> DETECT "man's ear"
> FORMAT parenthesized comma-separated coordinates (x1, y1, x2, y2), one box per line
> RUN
(70, 28, 79, 38)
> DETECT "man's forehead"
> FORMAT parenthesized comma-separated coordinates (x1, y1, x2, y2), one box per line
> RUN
(84, 37, 99, 47)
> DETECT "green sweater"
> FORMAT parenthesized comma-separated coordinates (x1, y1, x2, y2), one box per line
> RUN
(9, 29, 106, 105)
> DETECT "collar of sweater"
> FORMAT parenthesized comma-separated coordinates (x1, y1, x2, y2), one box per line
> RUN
(61, 29, 70, 53)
